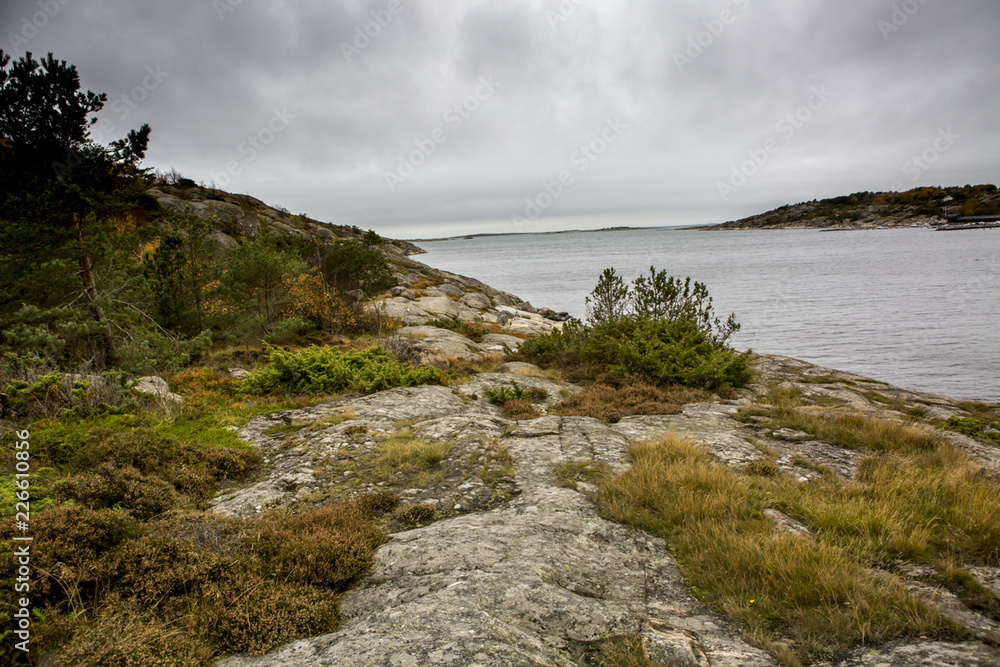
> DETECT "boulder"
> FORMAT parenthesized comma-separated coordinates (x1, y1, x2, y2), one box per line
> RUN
(479, 333, 524, 353)
(133, 376, 184, 405)
(460, 292, 492, 311)
(389, 286, 416, 300)
(206, 230, 238, 252)
(397, 326, 483, 367)
(492, 292, 522, 308)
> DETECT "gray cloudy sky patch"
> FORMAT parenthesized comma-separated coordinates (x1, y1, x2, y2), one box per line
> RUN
(2, 0, 998, 237)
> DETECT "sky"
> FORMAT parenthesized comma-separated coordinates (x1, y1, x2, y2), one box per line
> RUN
(3, 0, 999, 238)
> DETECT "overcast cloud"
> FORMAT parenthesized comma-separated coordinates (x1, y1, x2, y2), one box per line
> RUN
(3, 0, 998, 237)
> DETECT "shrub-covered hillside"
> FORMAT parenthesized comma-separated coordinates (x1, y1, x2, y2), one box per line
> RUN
(712, 184, 1000, 230)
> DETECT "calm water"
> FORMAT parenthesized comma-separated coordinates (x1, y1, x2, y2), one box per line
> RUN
(416, 228, 1000, 402)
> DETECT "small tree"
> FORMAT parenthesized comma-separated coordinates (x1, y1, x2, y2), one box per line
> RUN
(320, 239, 394, 297)
(585, 268, 630, 327)
(221, 236, 306, 331)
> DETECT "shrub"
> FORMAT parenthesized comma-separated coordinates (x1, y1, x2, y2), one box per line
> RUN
(587, 267, 739, 344)
(7, 502, 384, 661)
(485, 381, 526, 405)
(250, 502, 385, 587)
(397, 503, 436, 527)
(241, 345, 442, 396)
(262, 317, 314, 345)
(517, 268, 751, 390)
(320, 239, 394, 296)
(501, 399, 542, 421)
(49, 612, 213, 667)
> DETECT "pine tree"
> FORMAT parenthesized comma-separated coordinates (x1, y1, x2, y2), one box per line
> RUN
(0, 50, 152, 364)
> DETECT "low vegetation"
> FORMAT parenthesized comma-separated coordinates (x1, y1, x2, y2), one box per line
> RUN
(241, 345, 443, 396)
(0, 500, 385, 665)
(599, 389, 1000, 665)
(551, 375, 710, 424)
(943, 415, 1000, 443)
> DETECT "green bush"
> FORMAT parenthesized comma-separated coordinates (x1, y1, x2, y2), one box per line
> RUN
(241, 345, 443, 396)
(581, 317, 752, 390)
(518, 267, 752, 390)
(485, 381, 526, 405)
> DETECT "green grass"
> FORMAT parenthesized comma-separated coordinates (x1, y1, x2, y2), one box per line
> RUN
(943, 416, 1000, 444)
(553, 460, 611, 491)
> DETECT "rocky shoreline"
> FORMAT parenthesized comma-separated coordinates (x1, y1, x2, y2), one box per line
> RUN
(210, 264, 1000, 666)
(144, 183, 1000, 665)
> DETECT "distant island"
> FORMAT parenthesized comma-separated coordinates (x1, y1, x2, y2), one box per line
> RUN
(706, 184, 1000, 231)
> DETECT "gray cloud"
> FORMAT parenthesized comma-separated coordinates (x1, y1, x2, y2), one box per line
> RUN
(3, 0, 998, 237)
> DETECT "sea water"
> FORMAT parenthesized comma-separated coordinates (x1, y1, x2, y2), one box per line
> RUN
(417, 227, 1000, 401)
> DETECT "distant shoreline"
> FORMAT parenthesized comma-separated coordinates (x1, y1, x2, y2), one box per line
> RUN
(407, 223, 713, 243)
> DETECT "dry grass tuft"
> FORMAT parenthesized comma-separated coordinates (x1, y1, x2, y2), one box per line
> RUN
(598, 434, 963, 665)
